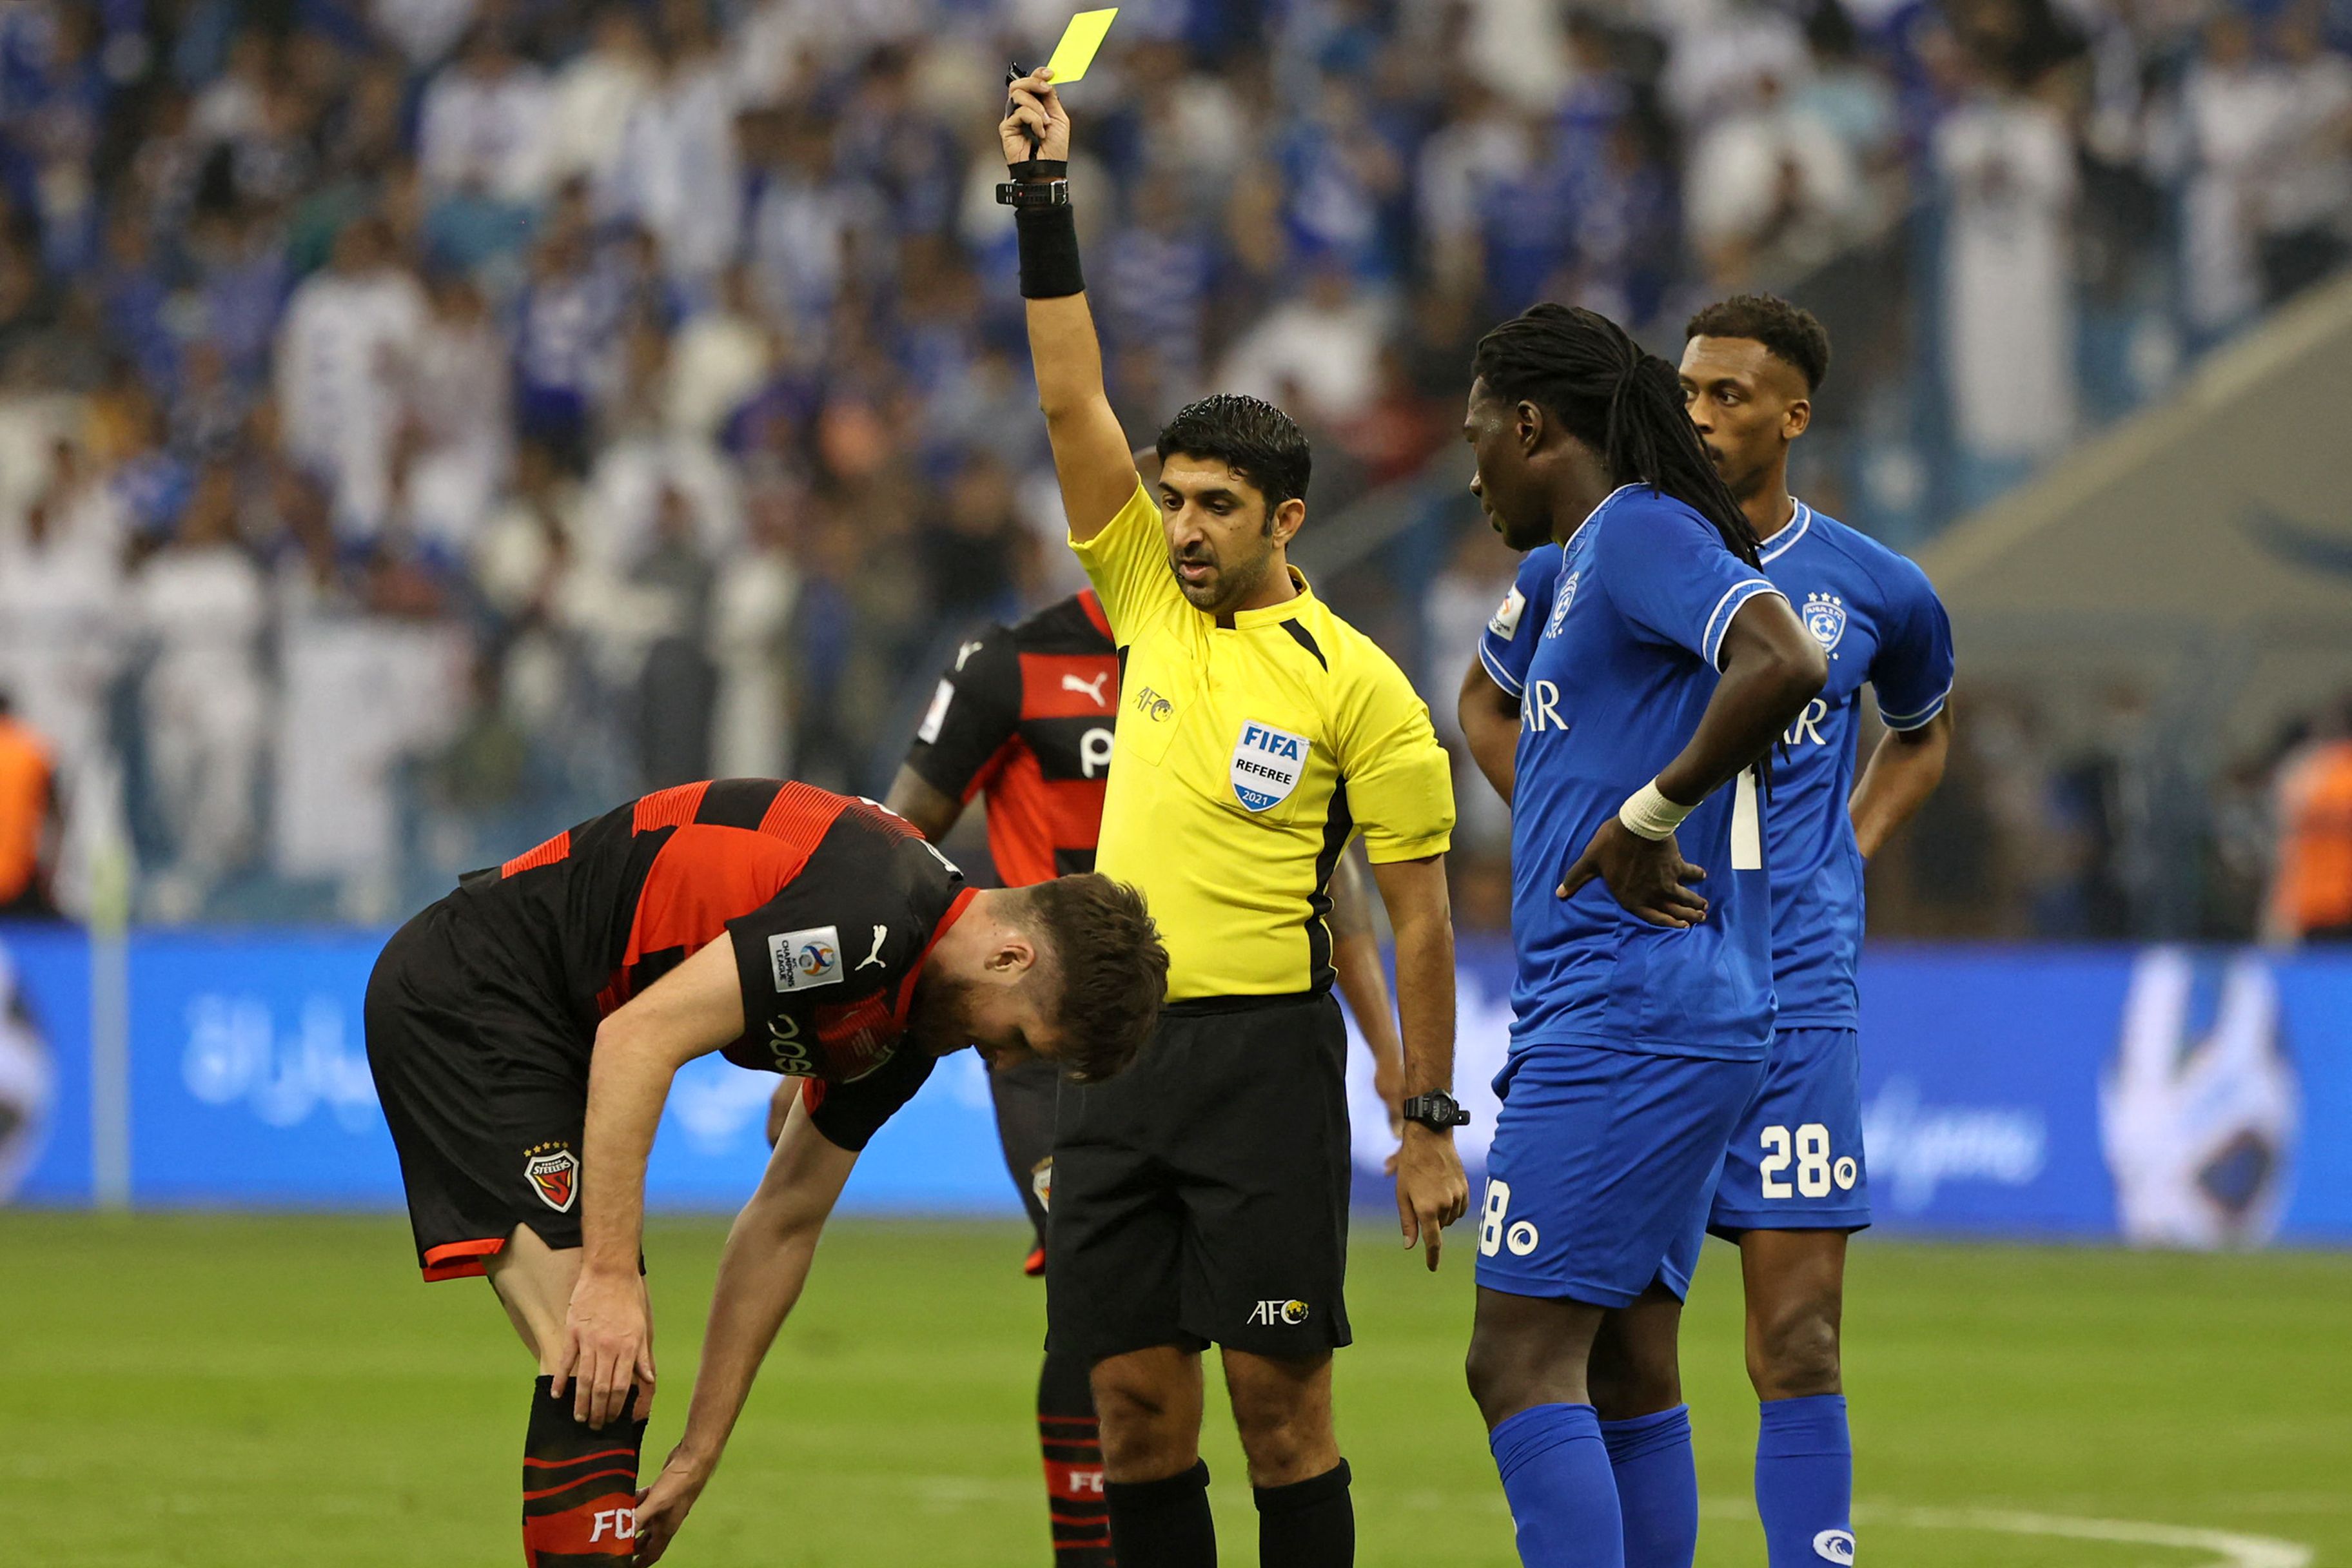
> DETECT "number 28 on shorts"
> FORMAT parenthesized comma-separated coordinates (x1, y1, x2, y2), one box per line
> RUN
(1758, 1122, 1861, 1199)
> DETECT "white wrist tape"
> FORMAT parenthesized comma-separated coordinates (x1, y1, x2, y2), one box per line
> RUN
(1618, 778, 1693, 841)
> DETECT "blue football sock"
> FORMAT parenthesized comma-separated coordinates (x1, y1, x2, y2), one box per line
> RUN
(1755, 1394, 1854, 1565)
(1601, 1405, 1698, 1568)
(1489, 1403, 1625, 1568)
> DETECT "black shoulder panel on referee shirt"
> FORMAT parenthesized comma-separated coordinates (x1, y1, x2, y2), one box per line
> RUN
(1305, 781, 1353, 990)
(1279, 619, 1328, 670)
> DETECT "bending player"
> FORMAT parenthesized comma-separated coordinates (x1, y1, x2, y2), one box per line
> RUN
(363, 779, 1166, 1565)
(1462, 297, 1952, 1565)
(784, 577, 1414, 1566)
(1453, 304, 1825, 1568)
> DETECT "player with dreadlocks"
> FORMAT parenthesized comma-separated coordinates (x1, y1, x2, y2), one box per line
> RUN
(1451, 302, 1828, 1568)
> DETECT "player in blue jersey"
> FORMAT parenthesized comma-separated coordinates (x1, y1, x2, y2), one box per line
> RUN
(1453, 302, 1827, 1568)
(1462, 296, 1955, 1568)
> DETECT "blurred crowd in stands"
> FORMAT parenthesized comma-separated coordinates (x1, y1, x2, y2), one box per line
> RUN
(0, 0, 2344, 931)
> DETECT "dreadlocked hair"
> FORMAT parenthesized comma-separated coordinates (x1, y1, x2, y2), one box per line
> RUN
(1473, 302, 1763, 567)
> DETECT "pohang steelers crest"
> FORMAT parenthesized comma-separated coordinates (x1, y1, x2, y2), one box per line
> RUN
(1231, 721, 1309, 812)
(524, 1142, 579, 1213)
(1802, 591, 1847, 654)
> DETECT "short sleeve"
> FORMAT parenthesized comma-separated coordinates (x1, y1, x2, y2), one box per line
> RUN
(802, 1048, 936, 1151)
(903, 624, 1021, 802)
(1594, 498, 1783, 669)
(1870, 558, 1955, 731)
(1068, 480, 1166, 640)
(1335, 651, 1456, 864)
(1478, 546, 1560, 699)
(720, 828, 965, 1084)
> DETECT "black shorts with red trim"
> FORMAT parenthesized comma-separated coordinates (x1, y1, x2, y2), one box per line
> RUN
(365, 896, 594, 1280)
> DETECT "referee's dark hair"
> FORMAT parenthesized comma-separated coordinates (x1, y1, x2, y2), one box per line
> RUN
(1474, 302, 1763, 566)
(1685, 294, 1832, 393)
(1156, 394, 1312, 518)
(1019, 873, 1168, 1084)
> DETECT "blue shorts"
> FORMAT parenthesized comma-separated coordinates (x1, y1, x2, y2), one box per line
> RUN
(1475, 1043, 1765, 1308)
(1708, 1026, 1871, 1238)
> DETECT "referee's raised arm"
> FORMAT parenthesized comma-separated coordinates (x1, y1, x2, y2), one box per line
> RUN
(999, 70, 1137, 542)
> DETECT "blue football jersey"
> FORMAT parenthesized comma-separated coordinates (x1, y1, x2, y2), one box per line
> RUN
(1480, 500, 1956, 1034)
(1487, 485, 1786, 1061)
(1754, 502, 1953, 1023)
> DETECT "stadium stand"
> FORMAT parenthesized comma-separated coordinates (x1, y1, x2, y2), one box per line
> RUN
(0, 0, 2342, 934)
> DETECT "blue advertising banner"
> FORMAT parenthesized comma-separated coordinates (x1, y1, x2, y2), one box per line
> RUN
(1, 925, 2346, 1244)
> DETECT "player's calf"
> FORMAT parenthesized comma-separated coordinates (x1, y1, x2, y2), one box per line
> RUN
(1467, 1289, 1628, 1568)
(483, 1234, 649, 1564)
(1586, 1290, 1685, 1420)
(1739, 1229, 1854, 1567)
(1092, 1348, 1215, 1568)
(1587, 1288, 1698, 1568)
(1739, 1228, 1845, 1400)
(1225, 1349, 1351, 1568)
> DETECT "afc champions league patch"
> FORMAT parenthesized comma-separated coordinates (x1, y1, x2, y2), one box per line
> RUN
(1802, 591, 1848, 655)
(1230, 720, 1309, 812)
(524, 1142, 579, 1213)
(1487, 584, 1526, 638)
(767, 925, 844, 993)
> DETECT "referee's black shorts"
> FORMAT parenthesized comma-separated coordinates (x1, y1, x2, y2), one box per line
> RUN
(364, 897, 593, 1280)
(1046, 990, 1351, 1362)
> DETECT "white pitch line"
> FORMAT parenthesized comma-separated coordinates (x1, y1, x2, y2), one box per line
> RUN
(1861, 1505, 2315, 1568)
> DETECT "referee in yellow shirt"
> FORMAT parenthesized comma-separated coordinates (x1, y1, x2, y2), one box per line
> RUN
(997, 70, 1470, 1568)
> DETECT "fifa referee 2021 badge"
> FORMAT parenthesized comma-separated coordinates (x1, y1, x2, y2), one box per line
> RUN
(999, 62, 1471, 1568)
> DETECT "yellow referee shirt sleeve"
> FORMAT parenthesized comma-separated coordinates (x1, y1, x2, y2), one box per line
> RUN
(1333, 654, 1455, 863)
(1068, 479, 1166, 638)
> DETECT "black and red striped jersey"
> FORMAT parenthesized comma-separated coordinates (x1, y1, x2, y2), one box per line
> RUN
(903, 590, 1119, 888)
(456, 780, 966, 1132)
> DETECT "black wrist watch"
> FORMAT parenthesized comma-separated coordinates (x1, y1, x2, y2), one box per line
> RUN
(1399, 1091, 1470, 1131)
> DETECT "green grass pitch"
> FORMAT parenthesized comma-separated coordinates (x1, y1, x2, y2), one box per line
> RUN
(6, 1213, 2349, 1566)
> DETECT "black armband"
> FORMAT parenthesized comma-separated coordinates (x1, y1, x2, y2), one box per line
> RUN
(1015, 202, 1085, 299)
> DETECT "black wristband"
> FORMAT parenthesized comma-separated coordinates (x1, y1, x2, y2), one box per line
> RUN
(1016, 202, 1084, 299)
(1008, 158, 1068, 182)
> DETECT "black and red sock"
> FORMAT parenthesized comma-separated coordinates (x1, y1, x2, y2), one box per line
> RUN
(1038, 1349, 1117, 1565)
(521, 1375, 646, 1565)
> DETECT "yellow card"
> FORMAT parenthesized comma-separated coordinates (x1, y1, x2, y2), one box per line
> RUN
(1044, 8, 1119, 86)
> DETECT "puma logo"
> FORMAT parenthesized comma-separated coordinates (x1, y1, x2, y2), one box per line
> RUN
(1061, 671, 1110, 707)
(856, 924, 888, 971)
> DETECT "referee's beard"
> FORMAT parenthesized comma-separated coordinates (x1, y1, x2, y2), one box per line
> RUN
(1171, 525, 1278, 616)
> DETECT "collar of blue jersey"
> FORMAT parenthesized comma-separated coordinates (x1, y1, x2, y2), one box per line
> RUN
(1571, 482, 1645, 540)
(1758, 500, 1814, 564)
(1220, 564, 1318, 627)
